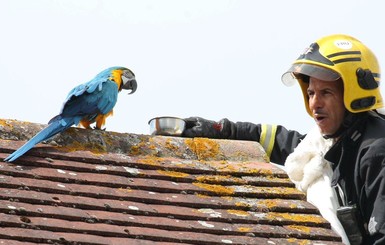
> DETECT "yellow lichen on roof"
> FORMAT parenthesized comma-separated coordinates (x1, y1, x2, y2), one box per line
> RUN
(266, 186, 303, 196)
(221, 196, 233, 201)
(256, 199, 281, 210)
(235, 201, 252, 208)
(165, 139, 179, 151)
(237, 227, 252, 232)
(185, 138, 221, 160)
(195, 160, 264, 174)
(137, 156, 163, 166)
(61, 140, 106, 154)
(266, 212, 326, 224)
(146, 137, 157, 150)
(287, 225, 312, 234)
(193, 182, 234, 196)
(195, 193, 211, 198)
(157, 170, 189, 178)
(118, 187, 133, 193)
(130, 141, 147, 155)
(215, 163, 238, 172)
(232, 149, 269, 162)
(227, 209, 250, 217)
(195, 175, 246, 184)
(0, 119, 13, 128)
(246, 168, 273, 176)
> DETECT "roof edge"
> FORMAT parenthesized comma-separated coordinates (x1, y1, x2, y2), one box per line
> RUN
(0, 119, 268, 162)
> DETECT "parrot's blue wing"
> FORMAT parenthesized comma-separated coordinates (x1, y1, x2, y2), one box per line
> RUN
(61, 78, 104, 112)
(59, 80, 118, 120)
(60, 67, 121, 113)
(64, 66, 122, 101)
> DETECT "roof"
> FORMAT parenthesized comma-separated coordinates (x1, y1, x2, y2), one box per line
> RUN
(0, 119, 343, 245)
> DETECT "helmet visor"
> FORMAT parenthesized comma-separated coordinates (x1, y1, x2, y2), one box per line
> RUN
(282, 63, 340, 86)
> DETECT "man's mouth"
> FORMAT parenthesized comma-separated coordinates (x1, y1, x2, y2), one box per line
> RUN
(314, 113, 327, 123)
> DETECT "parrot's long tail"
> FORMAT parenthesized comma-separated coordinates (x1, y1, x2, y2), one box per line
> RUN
(4, 117, 75, 162)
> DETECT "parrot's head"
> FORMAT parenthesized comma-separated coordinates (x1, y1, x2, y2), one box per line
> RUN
(120, 68, 137, 94)
(106, 66, 137, 94)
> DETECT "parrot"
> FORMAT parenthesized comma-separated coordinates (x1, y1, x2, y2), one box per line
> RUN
(4, 66, 137, 163)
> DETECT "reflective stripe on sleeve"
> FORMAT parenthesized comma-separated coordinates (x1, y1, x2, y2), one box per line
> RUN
(259, 124, 277, 160)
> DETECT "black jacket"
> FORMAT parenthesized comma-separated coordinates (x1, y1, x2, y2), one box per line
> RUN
(230, 112, 385, 244)
(325, 112, 385, 244)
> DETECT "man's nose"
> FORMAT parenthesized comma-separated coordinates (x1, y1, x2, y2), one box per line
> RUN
(310, 93, 323, 109)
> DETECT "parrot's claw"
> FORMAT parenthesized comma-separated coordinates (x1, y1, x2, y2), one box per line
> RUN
(93, 126, 106, 131)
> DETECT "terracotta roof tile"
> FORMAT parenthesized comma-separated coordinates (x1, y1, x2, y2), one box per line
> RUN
(0, 119, 344, 244)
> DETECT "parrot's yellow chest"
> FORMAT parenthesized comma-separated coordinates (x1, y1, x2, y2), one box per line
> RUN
(110, 69, 123, 90)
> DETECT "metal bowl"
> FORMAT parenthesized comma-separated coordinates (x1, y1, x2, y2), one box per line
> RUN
(148, 117, 186, 136)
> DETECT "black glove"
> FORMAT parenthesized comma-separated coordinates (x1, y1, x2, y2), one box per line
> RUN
(182, 117, 234, 139)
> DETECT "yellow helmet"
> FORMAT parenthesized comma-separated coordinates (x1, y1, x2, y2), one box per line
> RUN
(282, 34, 382, 116)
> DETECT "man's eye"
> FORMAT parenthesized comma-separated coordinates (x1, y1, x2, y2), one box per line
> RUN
(322, 90, 332, 95)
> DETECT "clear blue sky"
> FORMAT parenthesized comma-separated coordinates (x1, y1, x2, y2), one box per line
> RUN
(1, 0, 384, 135)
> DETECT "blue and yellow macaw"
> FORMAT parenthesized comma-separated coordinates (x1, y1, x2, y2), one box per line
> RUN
(4, 66, 137, 162)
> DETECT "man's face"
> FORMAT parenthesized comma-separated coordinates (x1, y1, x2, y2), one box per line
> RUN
(307, 77, 345, 136)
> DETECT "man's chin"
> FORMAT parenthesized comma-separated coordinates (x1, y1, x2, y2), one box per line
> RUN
(317, 126, 332, 136)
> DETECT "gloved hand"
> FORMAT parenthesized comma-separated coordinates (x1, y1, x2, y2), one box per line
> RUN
(182, 117, 234, 139)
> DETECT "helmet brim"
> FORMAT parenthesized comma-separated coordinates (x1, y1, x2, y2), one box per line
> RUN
(282, 63, 341, 86)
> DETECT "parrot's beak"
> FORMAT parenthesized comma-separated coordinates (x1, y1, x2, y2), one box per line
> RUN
(122, 79, 137, 94)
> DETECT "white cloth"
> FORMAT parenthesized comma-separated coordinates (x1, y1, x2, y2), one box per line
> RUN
(284, 127, 350, 245)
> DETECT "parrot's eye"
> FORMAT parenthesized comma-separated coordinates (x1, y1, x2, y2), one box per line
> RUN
(122, 71, 134, 84)
(122, 75, 130, 85)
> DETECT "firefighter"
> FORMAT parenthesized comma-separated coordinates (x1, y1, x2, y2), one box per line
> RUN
(182, 34, 385, 245)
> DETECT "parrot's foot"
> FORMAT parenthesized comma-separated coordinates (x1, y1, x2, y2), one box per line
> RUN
(93, 126, 106, 131)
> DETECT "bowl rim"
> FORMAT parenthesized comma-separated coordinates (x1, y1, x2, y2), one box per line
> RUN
(148, 116, 186, 125)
